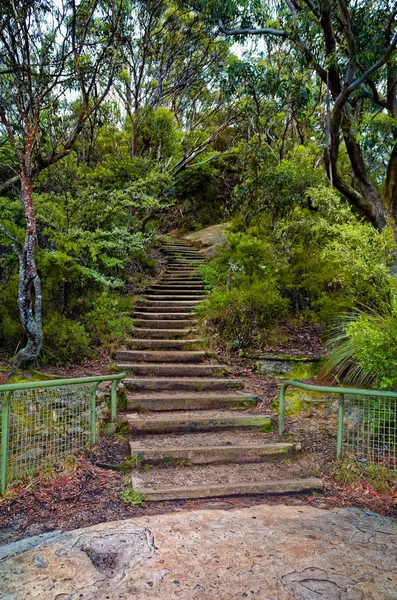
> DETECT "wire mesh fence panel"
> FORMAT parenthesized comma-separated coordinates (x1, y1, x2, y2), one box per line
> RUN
(344, 395, 397, 469)
(0, 383, 93, 482)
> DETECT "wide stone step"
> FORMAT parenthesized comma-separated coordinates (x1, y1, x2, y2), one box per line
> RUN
(131, 328, 198, 339)
(131, 462, 324, 501)
(136, 479, 324, 501)
(117, 350, 209, 363)
(124, 377, 244, 392)
(130, 442, 295, 465)
(126, 392, 257, 411)
(126, 412, 271, 433)
(125, 339, 206, 350)
(132, 312, 195, 320)
(118, 363, 228, 377)
(133, 319, 199, 329)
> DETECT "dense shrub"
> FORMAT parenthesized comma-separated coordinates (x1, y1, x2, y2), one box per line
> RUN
(198, 185, 395, 350)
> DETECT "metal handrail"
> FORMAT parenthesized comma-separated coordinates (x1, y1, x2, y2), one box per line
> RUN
(279, 380, 397, 459)
(0, 372, 126, 494)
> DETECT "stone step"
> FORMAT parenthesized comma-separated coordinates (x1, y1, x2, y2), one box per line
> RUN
(125, 339, 206, 350)
(124, 377, 244, 392)
(166, 266, 200, 271)
(130, 442, 295, 465)
(164, 247, 201, 251)
(145, 295, 206, 301)
(119, 363, 228, 377)
(149, 287, 205, 294)
(167, 255, 203, 259)
(131, 328, 198, 339)
(132, 312, 195, 320)
(117, 350, 209, 363)
(134, 306, 198, 314)
(152, 284, 205, 288)
(136, 301, 202, 308)
(168, 260, 204, 265)
(133, 319, 199, 329)
(160, 276, 203, 281)
(135, 479, 324, 501)
(126, 412, 271, 433)
(126, 392, 257, 411)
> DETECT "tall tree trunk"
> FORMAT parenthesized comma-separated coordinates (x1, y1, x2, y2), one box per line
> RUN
(11, 171, 43, 367)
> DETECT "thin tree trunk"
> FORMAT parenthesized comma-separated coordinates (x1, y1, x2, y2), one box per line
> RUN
(11, 172, 43, 367)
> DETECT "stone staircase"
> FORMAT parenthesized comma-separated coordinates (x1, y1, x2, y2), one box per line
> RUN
(117, 239, 323, 501)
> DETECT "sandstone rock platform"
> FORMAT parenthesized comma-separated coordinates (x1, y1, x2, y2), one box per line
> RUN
(1, 504, 396, 599)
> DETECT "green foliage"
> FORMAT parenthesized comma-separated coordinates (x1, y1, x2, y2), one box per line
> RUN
(42, 314, 91, 365)
(333, 458, 396, 495)
(199, 182, 395, 350)
(120, 486, 144, 506)
(322, 299, 397, 391)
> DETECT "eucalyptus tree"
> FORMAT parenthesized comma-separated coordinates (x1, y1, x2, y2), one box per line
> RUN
(193, 0, 397, 232)
(117, 0, 236, 170)
(0, 0, 122, 366)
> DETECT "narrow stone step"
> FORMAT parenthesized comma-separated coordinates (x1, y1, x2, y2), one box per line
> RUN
(118, 363, 228, 377)
(126, 392, 257, 411)
(133, 319, 199, 329)
(125, 339, 206, 350)
(132, 478, 324, 502)
(117, 350, 209, 363)
(130, 442, 295, 465)
(132, 312, 195, 320)
(131, 328, 198, 339)
(124, 377, 244, 391)
(126, 412, 271, 433)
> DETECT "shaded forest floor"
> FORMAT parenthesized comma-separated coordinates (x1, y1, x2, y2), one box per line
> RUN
(1, 348, 396, 546)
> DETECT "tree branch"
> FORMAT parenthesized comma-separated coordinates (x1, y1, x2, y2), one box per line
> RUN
(218, 19, 288, 39)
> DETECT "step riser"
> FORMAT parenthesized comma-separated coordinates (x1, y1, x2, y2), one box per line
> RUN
(124, 379, 244, 392)
(125, 339, 206, 350)
(130, 444, 294, 466)
(117, 351, 208, 363)
(127, 415, 271, 433)
(131, 329, 198, 339)
(133, 320, 199, 329)
(126, 396, 257, 411)
(118, 364, 228, 377)
(133, 479, 324, 502)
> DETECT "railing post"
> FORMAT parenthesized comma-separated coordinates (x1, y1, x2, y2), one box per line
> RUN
(1, 391, 12, 495)
(90, 383, 100, 445)
(110, 379, 118, 421)
(337, 393, 345, 459)
(279, 383, 287, 435)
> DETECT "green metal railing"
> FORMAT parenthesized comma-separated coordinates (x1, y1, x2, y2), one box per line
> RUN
(279, 380, 397, 465)
(0, 372, 125, 494)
